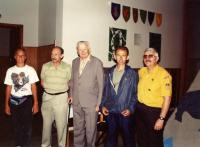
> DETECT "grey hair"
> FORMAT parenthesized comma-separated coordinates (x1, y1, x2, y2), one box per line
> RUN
(76, 41, 91, 53)
(144, 48, 159, 61)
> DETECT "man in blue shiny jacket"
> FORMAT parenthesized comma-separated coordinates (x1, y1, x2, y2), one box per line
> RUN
(100, 46, 138, 147)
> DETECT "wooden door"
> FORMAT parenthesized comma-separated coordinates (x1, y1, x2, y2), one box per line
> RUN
(0, 23, 23, 108)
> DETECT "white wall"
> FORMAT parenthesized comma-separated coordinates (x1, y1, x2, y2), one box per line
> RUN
(0, 0, 184, 65)
(61, 0, 184, 68)
(0, 0, 56, 47)
(39, 0, 56, 46)
(0, 0, 39, 46)
(55, 0, 64, 46)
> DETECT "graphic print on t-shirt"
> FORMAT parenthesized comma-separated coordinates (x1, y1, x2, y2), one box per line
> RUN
(11, 72, 29, 92)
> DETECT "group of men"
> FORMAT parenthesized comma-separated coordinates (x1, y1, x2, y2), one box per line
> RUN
(4, 41, 172, 147)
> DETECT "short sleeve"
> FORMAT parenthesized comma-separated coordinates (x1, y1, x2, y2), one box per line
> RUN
(29, 67, 39, 84)
(4, 69, 12, 85)
(67, 65, 72, 82)
(161, 72, 172, 97)
(40, 64, 46, 80)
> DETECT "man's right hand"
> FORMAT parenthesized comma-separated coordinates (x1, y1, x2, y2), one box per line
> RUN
(5, 105, 11, 115)
(68, 97, 73, 104)
(102, 107, 109, 116)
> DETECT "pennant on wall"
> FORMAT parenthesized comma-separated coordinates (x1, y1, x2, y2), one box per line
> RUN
(140, 9, 147, 24)
(156, 13, 162, 27)
(111, 3, 121, 21)
(132, 8, 138, 23)
(109, 27, 127, 61)
(149, 32, 161, 61)
(148, 11, 155, 26)
(122, 6, 130, 22)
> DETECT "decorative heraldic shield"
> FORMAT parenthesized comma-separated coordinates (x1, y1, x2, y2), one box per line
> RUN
(111, 2, 121, 21)
(122, 6, 130, 22)
(132, 8, 138, 23)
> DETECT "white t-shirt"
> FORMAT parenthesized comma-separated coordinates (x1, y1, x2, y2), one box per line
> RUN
(4, 65, 39, 97)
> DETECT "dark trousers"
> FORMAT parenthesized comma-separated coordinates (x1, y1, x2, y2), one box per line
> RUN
(105, 113, 135, 147)
(10, 97, 33, 147)
(135, 102, 164, 147)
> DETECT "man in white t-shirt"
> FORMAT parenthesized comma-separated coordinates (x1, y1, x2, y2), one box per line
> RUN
(4, 48, 39, 147)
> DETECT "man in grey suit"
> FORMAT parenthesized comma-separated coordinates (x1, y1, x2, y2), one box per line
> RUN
(69, 41, 104, 147)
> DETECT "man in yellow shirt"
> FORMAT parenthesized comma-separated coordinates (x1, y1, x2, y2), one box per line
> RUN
(136, 48, 172, 147)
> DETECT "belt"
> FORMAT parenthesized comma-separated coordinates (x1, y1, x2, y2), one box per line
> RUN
(11, 95, 31, 99)
(44, 90, 67, 95)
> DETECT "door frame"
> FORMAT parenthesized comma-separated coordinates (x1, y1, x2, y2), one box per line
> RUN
(0, 23, 23, 49)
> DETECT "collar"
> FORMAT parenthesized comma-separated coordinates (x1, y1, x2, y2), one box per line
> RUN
(110, 64, 130, 74)
(50, 61, 64, 69)
(80, 55, 91, 63)
(15, 64, 27, 68)
(146, 64, 159, 74)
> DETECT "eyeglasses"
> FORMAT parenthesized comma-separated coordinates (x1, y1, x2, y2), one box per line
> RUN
(143, 54, 154, 59)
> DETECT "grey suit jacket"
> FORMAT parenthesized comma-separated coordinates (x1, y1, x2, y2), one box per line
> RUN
(70, 56, 104, 107)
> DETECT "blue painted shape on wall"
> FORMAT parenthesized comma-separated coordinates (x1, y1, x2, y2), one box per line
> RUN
(164, 137, 173, 147)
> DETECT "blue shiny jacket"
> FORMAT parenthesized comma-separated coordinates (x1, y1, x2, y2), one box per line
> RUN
(100, 65, 138, 113)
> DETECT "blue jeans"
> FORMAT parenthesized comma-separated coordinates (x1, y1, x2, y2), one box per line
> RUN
(105, 113, 135, 147)
(10, 96, 33, 147)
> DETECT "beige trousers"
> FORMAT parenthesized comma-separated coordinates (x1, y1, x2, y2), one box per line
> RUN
(41, 92, 69, 147)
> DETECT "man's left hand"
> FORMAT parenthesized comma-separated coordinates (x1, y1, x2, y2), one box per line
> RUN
(95, 105, 99, 112)
(32, 103, 39, 114)
(121, 109, 131, 117)
(154, 119, 164, 130)
(68, 97, 73, 104)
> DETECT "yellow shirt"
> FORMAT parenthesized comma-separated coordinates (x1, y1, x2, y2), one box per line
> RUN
(138, 65, 172, 108)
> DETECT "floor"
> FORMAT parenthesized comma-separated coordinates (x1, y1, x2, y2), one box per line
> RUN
(0, 109, 125, 147)
(0, 85, 126, 147)
(0, 111, 43, 147)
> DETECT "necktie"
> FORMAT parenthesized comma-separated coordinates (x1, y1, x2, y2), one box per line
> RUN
(79, 60, 86, 75)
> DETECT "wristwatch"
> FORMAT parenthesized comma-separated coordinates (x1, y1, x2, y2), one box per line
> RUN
(159, 116, 165, 121)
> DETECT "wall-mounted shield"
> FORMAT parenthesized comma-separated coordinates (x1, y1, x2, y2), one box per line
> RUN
(123, 6, 130, 22)
(148, 11, 155, 26)
(140, 9, 147, 24)
(132, 8, 138, 23)
(156, 13, 162, 27)
(111, 3, 121, 21)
